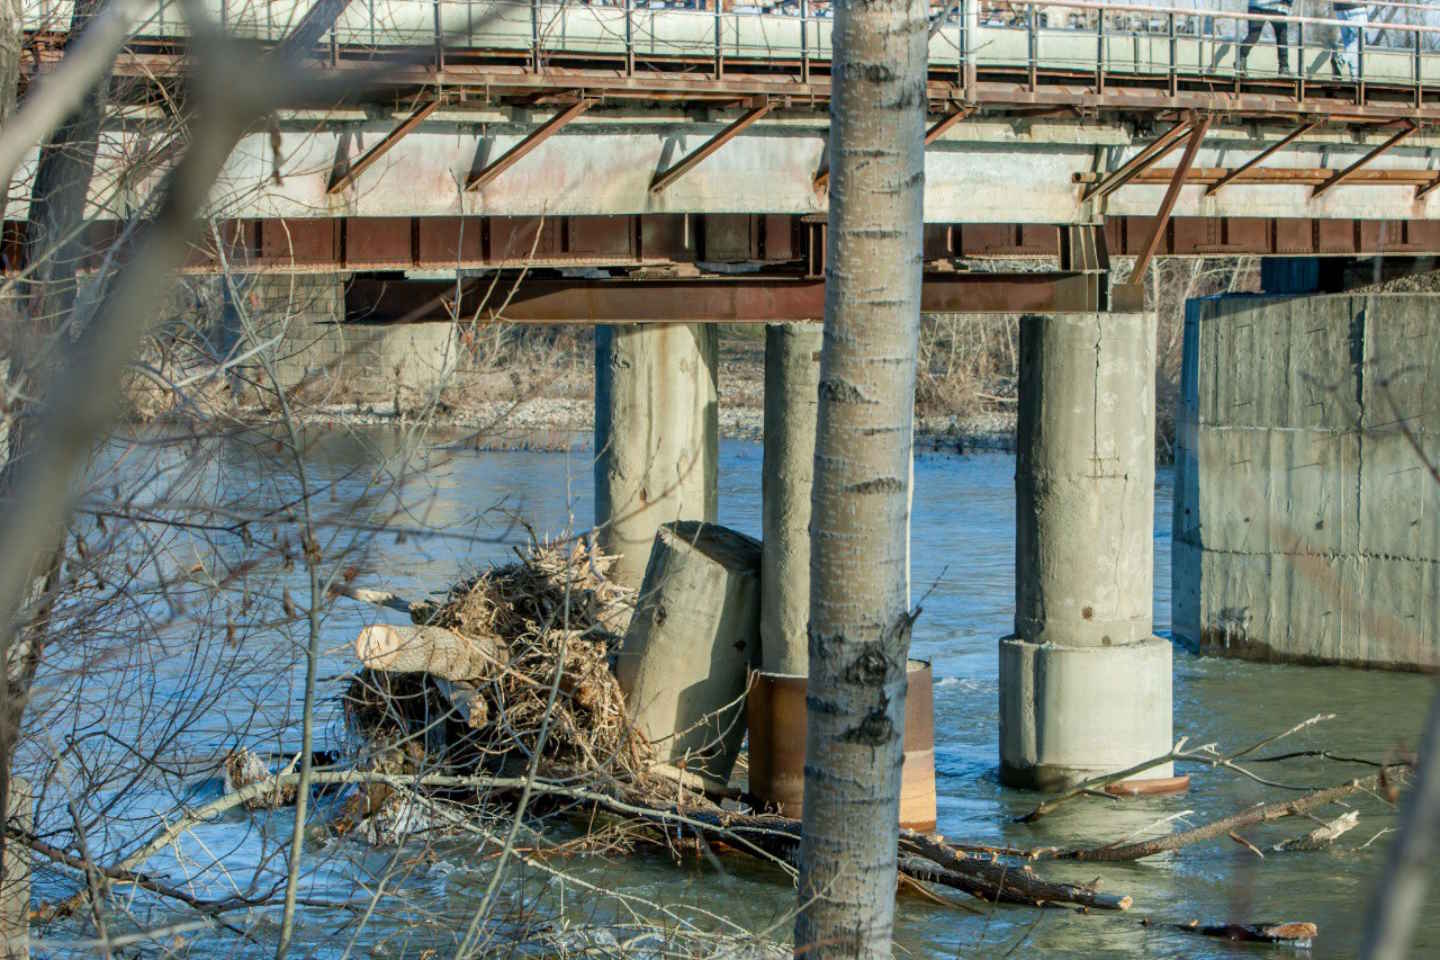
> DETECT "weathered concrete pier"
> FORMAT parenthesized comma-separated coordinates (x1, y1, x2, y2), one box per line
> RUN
(999, 311, 1173, 790)
(594, 323, 719, 589)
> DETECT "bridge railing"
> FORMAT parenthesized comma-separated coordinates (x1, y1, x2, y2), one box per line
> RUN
(21, 0, 1440, 95)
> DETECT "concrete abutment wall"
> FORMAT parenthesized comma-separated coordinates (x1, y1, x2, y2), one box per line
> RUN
(222, 275, 459, 407)
(1175, 293, 1439, 671)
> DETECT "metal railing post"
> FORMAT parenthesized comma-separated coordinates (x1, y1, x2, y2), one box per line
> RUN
(1297, 19, 1305, 102)
(625, 0, 634, 76)
(1168, 11, 1177, 96)
(433, 0, 442, 73)
(800, 0, 809, 85)
(715, 0, 724, 80)
(1027, 1, 1037, 92)
(1415, 29, 1423, 109)
(1358, 25, 1366, 105)
(531, 0, 541, 73)
(963, 0, 978, 94)
(1096, 4, 1105, 93)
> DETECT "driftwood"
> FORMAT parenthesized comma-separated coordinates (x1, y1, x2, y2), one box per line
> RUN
(652, 809, 1133, 911)
(1176, 920, 1318, 946)
(898, 830, 1131, 910)
(1048, 768, 1404, 862)
(330, 584, 438, 623)
(897, 855, 1131, 911)
(1019, 713, 1337, 824)
(1272, 810, 1360, 852)
(354, 624, 508, 681)
(222, 747, 296, 809)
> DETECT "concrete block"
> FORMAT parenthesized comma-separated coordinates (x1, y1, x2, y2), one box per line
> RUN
(998, 636, 1173, 790)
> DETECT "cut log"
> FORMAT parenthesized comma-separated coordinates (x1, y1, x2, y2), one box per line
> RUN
(1272, 810, 1359, 852)
(354, 624, 507, 682)
(615, 521, 762, 782)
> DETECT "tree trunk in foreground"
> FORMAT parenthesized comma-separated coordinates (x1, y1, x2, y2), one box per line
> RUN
(793, 0, 926, 954)
(0, 0, 22, 224)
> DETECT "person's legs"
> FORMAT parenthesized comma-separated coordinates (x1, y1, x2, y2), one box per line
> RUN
(1239, 12, 1267, 71)
(1275, 18, 1289, 73)
(1338, 7, 1368, 77)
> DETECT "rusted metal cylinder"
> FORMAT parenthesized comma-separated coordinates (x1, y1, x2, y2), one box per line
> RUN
(746, 660, 937, 832)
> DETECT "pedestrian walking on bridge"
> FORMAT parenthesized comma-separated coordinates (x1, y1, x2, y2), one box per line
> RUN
(1239, 0, 1294, 74)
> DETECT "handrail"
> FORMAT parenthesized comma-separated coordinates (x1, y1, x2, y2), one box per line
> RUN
(22, 0, 1440, 81)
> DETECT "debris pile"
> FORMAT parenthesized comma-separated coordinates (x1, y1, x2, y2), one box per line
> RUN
(342, 538, 656, 786)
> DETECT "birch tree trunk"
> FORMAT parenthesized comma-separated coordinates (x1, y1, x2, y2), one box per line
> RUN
(793, 0, 926, 954)
(0, 0, 21, 224)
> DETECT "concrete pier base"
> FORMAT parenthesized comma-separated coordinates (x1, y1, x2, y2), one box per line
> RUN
(595, 323, 719, 588)
(999, 311, 1172, 791)
(999, 637, 1172, 789)
(760, 323, 822, 676)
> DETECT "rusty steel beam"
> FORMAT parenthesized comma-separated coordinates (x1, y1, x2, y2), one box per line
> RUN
(815, 105, 973, 193)
(1417, 174, 1440, 200)
(328, 99, 441, 194)
(466, 98, 594, 191)
(1313, 123, 1417, 199)
(1083, 118, 1195, 202)
(347, 272, 1104, 323)
(1076, 167, 1437, 187)
(650, 102, 772, 194)
(1129, 115, 1210, 283)
(1204, 122, 1317, 197)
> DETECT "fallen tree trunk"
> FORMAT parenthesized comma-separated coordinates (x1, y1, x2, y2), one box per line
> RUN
(1273, 810, 1359, 852)
(354, 624, 507, 681)
(1176, 920, 1317, 946)
(1050, 769, 1404, 862)
(897, 855, 1132, 911)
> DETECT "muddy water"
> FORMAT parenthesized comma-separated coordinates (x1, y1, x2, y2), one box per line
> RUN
(44, 429, 1437, 957)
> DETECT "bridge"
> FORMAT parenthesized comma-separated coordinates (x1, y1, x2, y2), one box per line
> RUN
(14, 0, 1440, 313)
(9, 0, 1438, 794)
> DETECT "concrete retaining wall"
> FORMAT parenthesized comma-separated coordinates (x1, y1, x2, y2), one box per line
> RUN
(226, 275, 459, 407)
(1175, 294, 1439, 670)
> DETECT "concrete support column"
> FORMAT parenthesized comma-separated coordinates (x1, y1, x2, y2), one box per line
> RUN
(999, 311, 1173, 791)
(760, 323, 823, 675)
(594, 323, 719, 589)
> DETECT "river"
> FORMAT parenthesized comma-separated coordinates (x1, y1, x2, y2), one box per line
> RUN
(32, 427, 1437, 957)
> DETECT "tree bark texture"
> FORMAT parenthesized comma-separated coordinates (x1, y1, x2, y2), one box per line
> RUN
(1360, 694, 1440, 960)
(0, 0, 22, 224)
(793, 0, 926, 954)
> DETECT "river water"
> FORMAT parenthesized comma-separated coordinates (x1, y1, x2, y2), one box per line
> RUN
(36, 427, 1437, 957)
